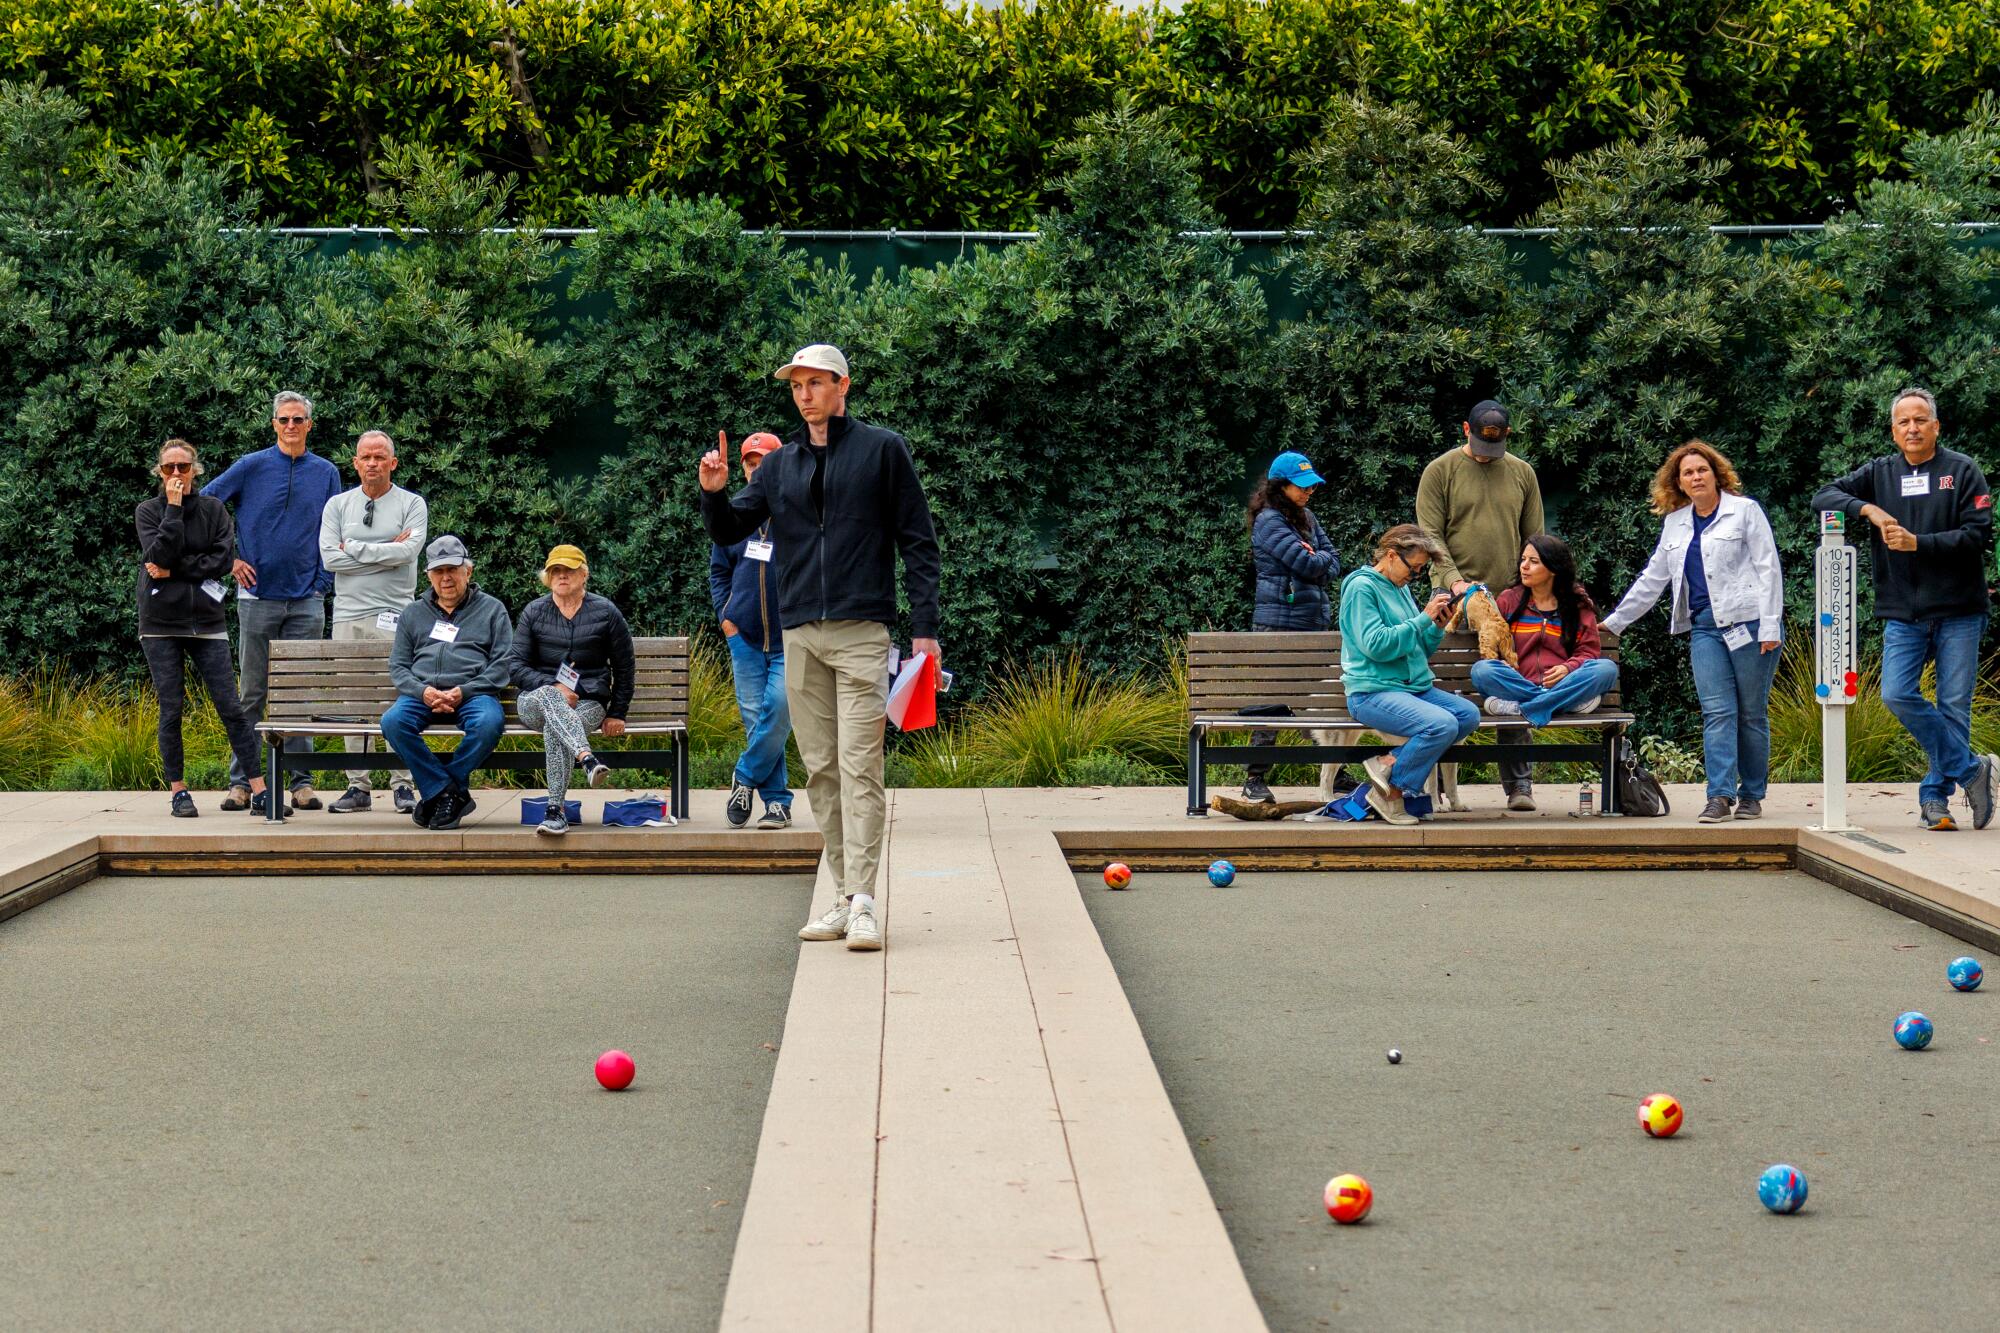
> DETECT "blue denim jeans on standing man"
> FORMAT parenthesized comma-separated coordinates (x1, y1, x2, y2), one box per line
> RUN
(1468, 657, 1621, 729)
(1880, 613, 1986, 805)
(1686, 608, 1781, 801)
(1347, 686, 1481, 797)
(726, 633, 792, 807)
(378, 692, 506, 802)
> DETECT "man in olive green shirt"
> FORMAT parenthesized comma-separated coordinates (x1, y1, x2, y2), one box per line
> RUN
(1414, 400, 1545, 807)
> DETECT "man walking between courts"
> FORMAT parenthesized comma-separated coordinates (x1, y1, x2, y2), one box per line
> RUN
(1416, 399, 1546, 809)
(205, 390, 342, 811)
(699, 344, 943, 952)
(319, 430, 428, 814)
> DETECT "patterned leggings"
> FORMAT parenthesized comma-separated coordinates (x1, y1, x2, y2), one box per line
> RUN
(517, 685, 607, 802)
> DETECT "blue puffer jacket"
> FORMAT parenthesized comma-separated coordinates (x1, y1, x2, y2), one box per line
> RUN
(1251, 505, 1340, 630)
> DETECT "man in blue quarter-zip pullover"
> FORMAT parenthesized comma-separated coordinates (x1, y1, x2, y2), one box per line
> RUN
(708, 431, 793, 830)
(204, 390, 342, 809)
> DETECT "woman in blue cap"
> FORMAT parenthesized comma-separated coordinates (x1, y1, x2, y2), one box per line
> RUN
(1238, 450, 1343, 802)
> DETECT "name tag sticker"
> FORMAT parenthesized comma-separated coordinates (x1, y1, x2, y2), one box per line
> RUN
(429, 620, 460, 644)
(1722, 623, 1754, 651)
(376, 610, 400, 632)
(745, 540, 774, 563)
(556, 661, 580, 690)
(200, 579, 227, 603)
(1901, 472, 1931, 497)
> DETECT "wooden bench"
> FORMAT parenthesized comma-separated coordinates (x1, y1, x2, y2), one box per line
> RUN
(1185, 630, 1635, 817)
(253, 637, 691, 824)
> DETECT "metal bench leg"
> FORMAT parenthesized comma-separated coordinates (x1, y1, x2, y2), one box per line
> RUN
(264, 736, 285, 824)
(1186, 726, 1208, 817)
(674, 734, 690, 821)
(1600, 727, 1621, 816)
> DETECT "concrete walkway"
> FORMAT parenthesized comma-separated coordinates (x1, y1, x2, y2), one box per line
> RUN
(4, 783, 1999, 1331)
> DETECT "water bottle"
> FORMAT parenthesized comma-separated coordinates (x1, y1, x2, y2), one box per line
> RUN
(1578, 784, 1595, 817)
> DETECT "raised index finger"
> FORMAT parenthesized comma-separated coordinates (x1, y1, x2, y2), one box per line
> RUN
(718, 429, 729, 453)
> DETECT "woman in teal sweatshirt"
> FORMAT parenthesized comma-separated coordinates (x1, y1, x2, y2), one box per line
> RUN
(1340, 524, 1480, 825)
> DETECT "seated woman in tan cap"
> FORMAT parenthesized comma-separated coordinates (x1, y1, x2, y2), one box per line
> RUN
(506, 545, 636, 836)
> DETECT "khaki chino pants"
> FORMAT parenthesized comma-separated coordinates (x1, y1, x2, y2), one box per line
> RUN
(332, 617, 412, 790)
(784, 620, 891, 901)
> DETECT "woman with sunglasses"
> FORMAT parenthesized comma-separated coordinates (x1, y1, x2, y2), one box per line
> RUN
(135, 439, 278, 817)
(1339, 523, 1478, 825)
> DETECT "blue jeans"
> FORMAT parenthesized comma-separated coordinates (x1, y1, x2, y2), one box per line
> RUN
(726, 633, 792, 806)
(379, 693, 506, 801)
(1347, 687, 1481, 797)
(1468, 657, 1621, 729)
(1881, 613, 1986, 805)
(1687, 608, 1781, 801)
(230, 595, 327, 790)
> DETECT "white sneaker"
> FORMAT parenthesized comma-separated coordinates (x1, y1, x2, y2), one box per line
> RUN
(1361, 755, 1396, 796)
(1483, 696, 1523, 718)
(846, 903, 883, 951)
(1366, 786, 1417, 826)
(1570, 695, 1601, 715)
(798, 900, 852, 941)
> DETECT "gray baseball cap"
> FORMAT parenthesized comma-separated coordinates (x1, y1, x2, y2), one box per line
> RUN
(425, 534, 470, 569)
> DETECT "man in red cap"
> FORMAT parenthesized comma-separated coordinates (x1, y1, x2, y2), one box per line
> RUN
(708, 431, 794, 830)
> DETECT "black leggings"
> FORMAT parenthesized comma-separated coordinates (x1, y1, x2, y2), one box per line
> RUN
(141, 637, 263, 784)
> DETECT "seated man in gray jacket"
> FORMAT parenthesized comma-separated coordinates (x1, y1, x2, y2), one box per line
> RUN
(380, 535, 513, 830)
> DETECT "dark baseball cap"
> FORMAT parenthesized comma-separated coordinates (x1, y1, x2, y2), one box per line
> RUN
(1466, 400, 1511, 458)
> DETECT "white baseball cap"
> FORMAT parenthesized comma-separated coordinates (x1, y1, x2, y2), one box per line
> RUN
(774, 343, 850, 381)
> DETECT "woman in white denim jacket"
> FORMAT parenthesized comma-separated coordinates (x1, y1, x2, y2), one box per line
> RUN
(1602, 440, 1785, 824)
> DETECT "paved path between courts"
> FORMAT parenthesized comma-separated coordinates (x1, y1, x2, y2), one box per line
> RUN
(3, 783, 1998, 1330)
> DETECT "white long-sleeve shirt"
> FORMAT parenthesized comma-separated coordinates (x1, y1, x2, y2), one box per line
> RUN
(319, 484, 428, 623)
(1602, 492, 1785, 642)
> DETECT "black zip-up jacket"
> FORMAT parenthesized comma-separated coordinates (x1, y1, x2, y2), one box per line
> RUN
(507, 591, 638, 719)
(134, 492, 237, 637)
(1812, 446, 1994, 621)
(700, 414, 942, 636)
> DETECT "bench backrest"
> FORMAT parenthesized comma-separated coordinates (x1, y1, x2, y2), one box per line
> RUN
(265, 636, 691, 728)
(1186, 630, 1623, 719)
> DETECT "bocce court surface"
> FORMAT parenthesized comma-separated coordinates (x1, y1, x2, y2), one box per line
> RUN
(3, 785, 1998, 1331)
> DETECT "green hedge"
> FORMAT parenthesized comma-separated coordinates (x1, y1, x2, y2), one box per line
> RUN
(3, 80, 1998, 749)
(1, 0, 1997, 228)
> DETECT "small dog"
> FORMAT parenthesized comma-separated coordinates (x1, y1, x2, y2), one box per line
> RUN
(1448, 584, 1519, 668)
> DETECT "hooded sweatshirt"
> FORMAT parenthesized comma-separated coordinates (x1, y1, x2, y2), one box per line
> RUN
(1338, 566, 1444, 695)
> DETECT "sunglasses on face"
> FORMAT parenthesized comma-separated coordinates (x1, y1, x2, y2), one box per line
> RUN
(275, 415, 310, 426)
(159, 462, 193, 474)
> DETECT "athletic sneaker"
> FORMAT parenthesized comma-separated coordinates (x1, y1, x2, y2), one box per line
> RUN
(538, 808, 569, 837)
(581, 752, 612, 788)
(170, 790, 198, 818)
(1921, 799, 1958, 831)
(1365, 786, 1417, 826)
(1734, 797, 1763, 820)
(428, 789, 467, 831)
(392, 784, 418, 814)
(726, 780, 754, 827)
(220, 785, 251, 812)
(1570, 696, 1602, 715)
(290, 784, 323, 811)
(249, 789, 290, 818)
(1483, 697, 1523, 718)
(1964, 754, 1999, 831)
(1697, 797, 1734, 824)
(1361, 755, 1397, 797)
(1507, 788, 1536, 813)
(411, 792, 437, 828)
(758, 803, 793, 830)
(846, 902, 884, 951)
(798, 900, 852, 942)
(329, 786, 371, 813)
(1241, 777, 1274, 803)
